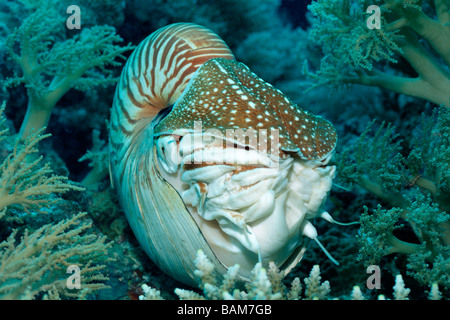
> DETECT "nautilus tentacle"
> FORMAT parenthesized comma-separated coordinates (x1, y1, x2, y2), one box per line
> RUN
(109, 23, 339, 287)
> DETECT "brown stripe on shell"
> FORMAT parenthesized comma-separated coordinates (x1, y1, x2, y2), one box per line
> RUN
(110, 23, 235, 179)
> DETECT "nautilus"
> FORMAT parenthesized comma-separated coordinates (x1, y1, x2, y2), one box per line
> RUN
(109, 23, 340, 287)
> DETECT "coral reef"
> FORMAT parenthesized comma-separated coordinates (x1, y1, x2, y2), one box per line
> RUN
(305, 0, 450, 297)
(140, 250, 331, 300)
(0, 212, 111, 299)
(139, 250, 443, 300)
(0, 1, 133, 300)
(306, 0, 450, 106)
(0, 102, 83, 217)
(0, 102, 112, 299)
(4, 0, 133, 140)
(0, 0, 448, 300)
(333, 64, 450, 290)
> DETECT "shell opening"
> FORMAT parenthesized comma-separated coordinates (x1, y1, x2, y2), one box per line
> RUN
(155, 132, 336, 277)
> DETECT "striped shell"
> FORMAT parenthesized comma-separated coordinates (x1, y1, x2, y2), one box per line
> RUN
(109, 23, 338, 287)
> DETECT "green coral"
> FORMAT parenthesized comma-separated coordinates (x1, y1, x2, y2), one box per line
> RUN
(78, 128, 109, 187)
(358, 197, 449, 287)
(306, 0, 450, 106)
(303, 0, 450, 296)
(407, 107, 450, 205)
(0, 102, 83, 218)
(336, 119, 406, 195)
(0, 102, 112, 299)
(5, 1, 133, 140)
(338, 107, 450, 289)
(0, 0, 137, 300)
(0, 212, 112, 300)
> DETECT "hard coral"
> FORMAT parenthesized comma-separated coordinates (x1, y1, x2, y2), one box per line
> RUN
(140, 250, 331, 300)
(139, 250, 443, 300)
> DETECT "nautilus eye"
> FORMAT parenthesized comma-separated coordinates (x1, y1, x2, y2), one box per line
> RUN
(109, 23, 339, 287)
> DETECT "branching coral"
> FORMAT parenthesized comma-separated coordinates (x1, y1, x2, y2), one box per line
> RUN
(358, 196, 449, 288)
(303, 265, 331, 300)
(0, 212, 112, 299)
(0, 103, 83, 218)
(351, 274, 418, 300)
(306, 0, 450, 106)
(5, 1, 133, 140)
(337, 107, 449, 288)
(0, 101, 112, 299)
(306, 0, 449, 293)
(140, 250, 331, 300)
(78, 129, 109, 187)
(336, 108, 450, 210)
(139, 250, 443, 300)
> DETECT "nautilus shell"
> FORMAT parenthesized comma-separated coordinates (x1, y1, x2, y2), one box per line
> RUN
(109, 23, 338, 287)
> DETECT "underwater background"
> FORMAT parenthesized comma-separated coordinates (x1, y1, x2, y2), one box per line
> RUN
(0, 0, 448, 300)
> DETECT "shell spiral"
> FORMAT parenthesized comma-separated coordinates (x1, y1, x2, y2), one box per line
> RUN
(110, 23, 235, 286)
(109, 23, 338, 287)
(110, 23, 235, 173)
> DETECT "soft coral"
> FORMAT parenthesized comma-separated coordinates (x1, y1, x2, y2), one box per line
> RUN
(5, 2, 133, 140)
(307, 0, 450, 107)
